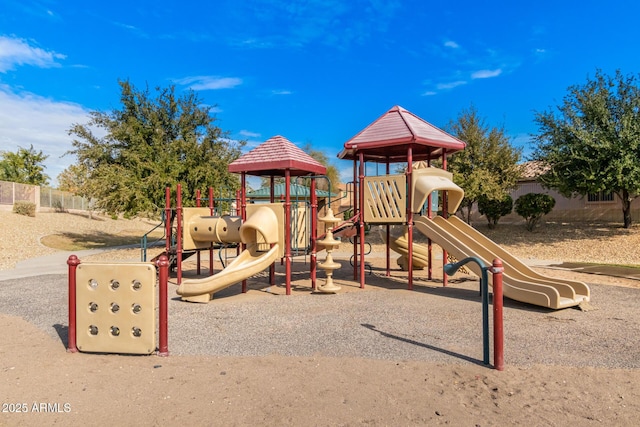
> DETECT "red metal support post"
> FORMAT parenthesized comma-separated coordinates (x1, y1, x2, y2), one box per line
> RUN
(427, 155, 432, 280)
(285, 169, 292, 295)
(407, 147, 414, 291)
(358, 152, 366, 289)
(67, 255, 80, 353)
(165, 187, 171, 255)
(353, 158, 358, 281)
(270, 176, 276, 286)
(310, 177, 318, 291)
(442, 151, 448, 287)
(385, 159, 391, 277)
(241, 173, 248, 293)
(196, 189, 201, 276)
(492, 259, 505, 371)
(176, 184, 183, 285)
(209, 187, 214, 276)
(157, 255, 170, 356)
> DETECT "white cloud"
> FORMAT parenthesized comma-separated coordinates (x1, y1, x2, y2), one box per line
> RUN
(471, 69, 502, 79)
(436, 80, 467, 90)
(0, 35, 66, 73)
(271, 89, 292, 95)
(421, 91, 437, 97)
(0, 85, 89, 185)
(444, 40, 460, 49)
(175, 75, 242, 90)
(239, 130, 261, 138)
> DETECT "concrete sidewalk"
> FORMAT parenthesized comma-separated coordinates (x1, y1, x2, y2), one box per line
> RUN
(0, 247, 141, 281)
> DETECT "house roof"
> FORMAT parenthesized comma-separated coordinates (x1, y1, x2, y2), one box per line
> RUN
(518, 161, 550, 181)
(247, 183, 337, 199)
(338, 105, 467, 162)
(228, 135, 327, 177)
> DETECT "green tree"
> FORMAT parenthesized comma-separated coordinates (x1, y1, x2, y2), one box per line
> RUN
(67, 80, 244, 217)
(57, 164, 89, 194)
(0, 145, 50, 185)
(477, 194, 513, 229)
(532, 69, 640, 228)
(446, 105, 521, 223)
(514, 193, 555, 231)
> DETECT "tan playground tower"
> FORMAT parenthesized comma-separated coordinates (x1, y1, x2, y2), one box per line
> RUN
(338, 105, 467, 290)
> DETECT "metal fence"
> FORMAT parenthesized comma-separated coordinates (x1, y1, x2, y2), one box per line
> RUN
(40, 187, 93, 211)
(0, 180, 92, 211)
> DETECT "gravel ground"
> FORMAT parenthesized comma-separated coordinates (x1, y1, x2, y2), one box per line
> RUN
(0, 210, 159, 270)
(1, 210, 640, 369)
(0, 263, 639, 369)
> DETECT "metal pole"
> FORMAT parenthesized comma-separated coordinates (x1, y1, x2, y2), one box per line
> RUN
(358, 152, 366, 288)
(67, 255, 80, 353)
(427, 154, 432, 280)
(407, 147, 413, 290)
(285, 169, 292, 295)
(177, 184, 183, 285)
(196, 189, 201, 276)
(165, 187, 171, 255)
(157, 255, 169, 356)
(209, 187, 214, 276)
(492, 259, 505, 371)
(442, 150, 448, 287)
(353, 158, 358, 281)
(241, 173, 248, 294)
(386, 159, 391, 277)
(310, 178, 318, 290)
(270, 176, 276, 286)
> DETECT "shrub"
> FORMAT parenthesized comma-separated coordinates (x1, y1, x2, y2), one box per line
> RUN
(13, 201, 36, 217)
(52, 200, 67, 213)
(477, 194, 513, 229)
(514, 193, 555, 231)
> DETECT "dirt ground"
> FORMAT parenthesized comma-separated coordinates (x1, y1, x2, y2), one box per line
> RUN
(2, 252, 640, 426)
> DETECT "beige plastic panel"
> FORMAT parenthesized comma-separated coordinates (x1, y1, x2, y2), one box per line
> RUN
(362, 174, 407, 224)
(411, 167, 465, 214)
(183, 207, 242, 250)
(245, 203, 285, 257)
(291, 205, 308, 251)
(76, 262, 156, 354)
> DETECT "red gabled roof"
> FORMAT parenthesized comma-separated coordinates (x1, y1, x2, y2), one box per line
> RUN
(338, 105, 466, 162)
(228, 135, 327, 177)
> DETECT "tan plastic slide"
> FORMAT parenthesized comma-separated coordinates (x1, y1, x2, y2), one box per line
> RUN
(176, 205, 281, 303)
(414, 215, 590, 309)
(381, 229, 430, 270)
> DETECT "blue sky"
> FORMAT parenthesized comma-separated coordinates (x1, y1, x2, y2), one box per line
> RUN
(1, 0, 639, 186)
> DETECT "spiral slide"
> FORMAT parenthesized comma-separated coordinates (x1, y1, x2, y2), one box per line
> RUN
(176, 205, 282, 303)
(414, 215, 590, 309)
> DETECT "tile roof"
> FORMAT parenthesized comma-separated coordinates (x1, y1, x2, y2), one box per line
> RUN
(518, 160, 550, 180)
(228, 135, 327, 176)
(338, 105, 466, 162)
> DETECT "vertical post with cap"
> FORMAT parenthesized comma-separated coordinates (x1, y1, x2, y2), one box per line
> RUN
(492, 258, 504, 371)
(67, 255, 81, 353)
(157, 255, 169, 356)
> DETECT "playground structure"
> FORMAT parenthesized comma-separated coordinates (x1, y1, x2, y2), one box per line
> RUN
(338, 105, 590, 310)
(68, 111, 516, 369)
(149, 135, 342, 302)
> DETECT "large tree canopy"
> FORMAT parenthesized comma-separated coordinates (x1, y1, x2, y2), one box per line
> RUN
(68, 80, 245, 217)
(0, 145, 50, 186)
(532, 69, 640, 228)
(446, 105, 521, 223)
